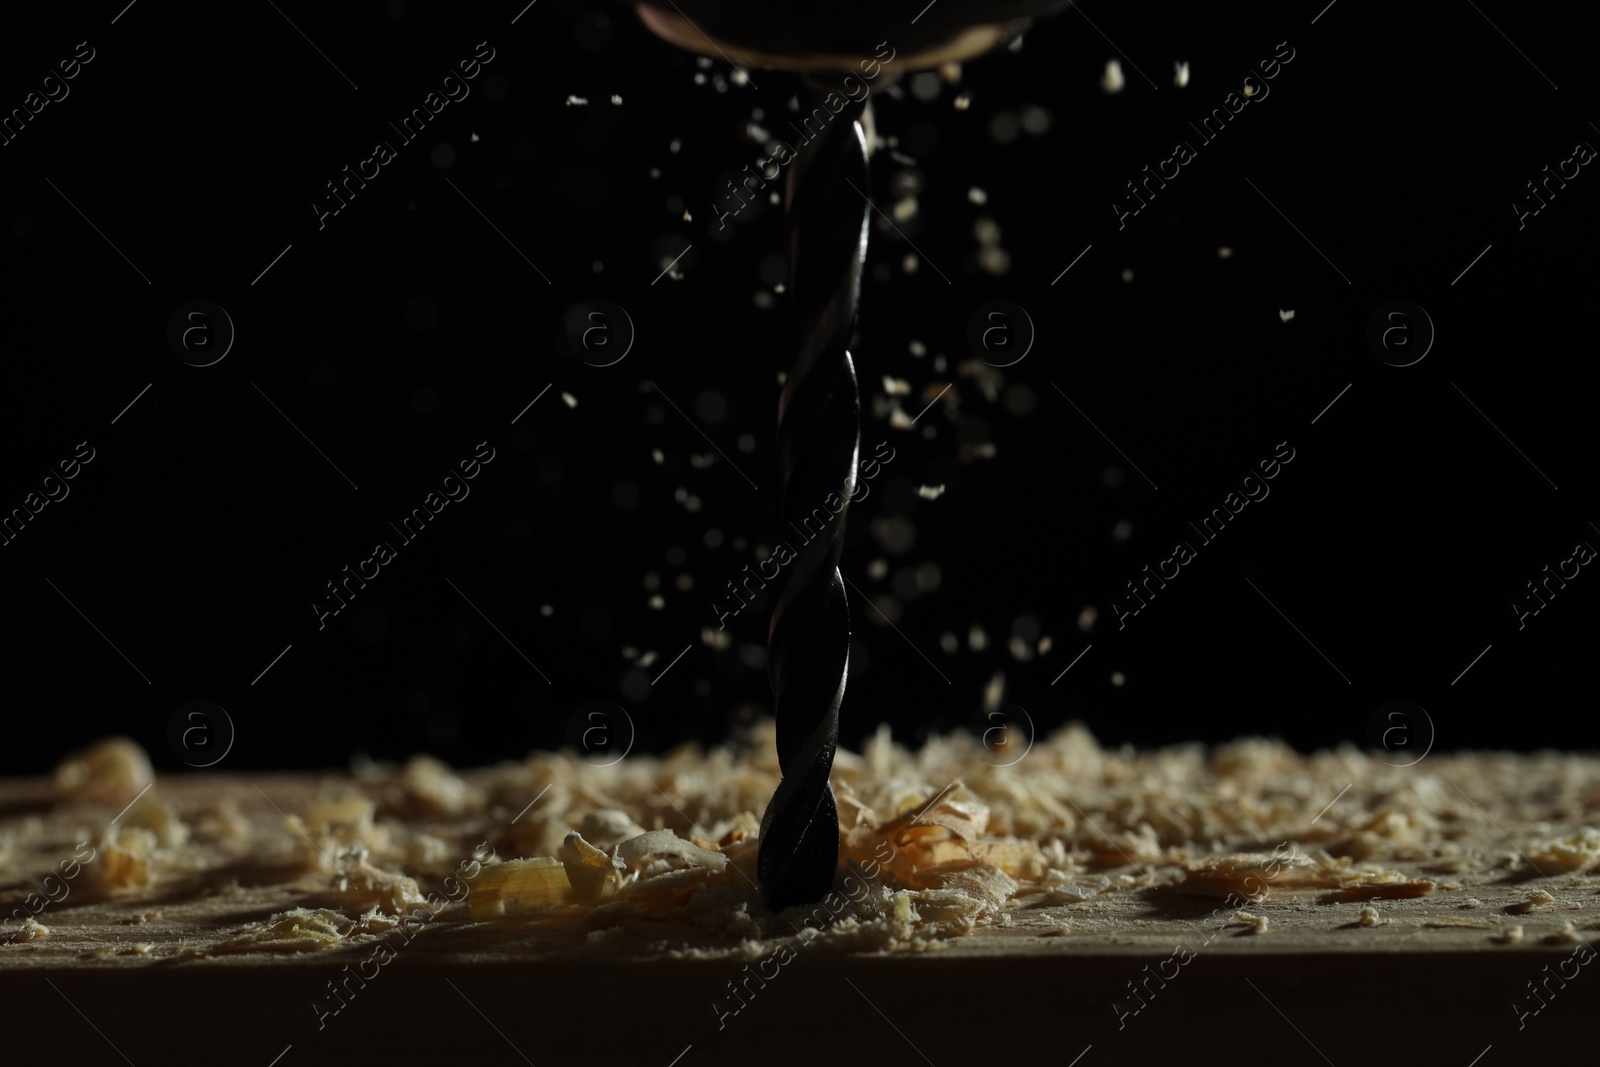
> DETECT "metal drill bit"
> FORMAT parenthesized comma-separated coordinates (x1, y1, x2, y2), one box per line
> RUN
(629, 0, 1073, 914)
(757, 90, 870, 912)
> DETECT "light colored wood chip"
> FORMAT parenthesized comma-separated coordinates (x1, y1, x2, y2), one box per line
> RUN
(1506, 889, 1555, 914)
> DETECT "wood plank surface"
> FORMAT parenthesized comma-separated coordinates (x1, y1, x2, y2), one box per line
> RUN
(2, 731, 1596, 1063)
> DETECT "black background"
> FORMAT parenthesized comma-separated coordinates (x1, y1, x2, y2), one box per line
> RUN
(1, 0, 1595, 775)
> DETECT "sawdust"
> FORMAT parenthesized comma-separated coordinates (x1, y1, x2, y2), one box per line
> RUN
(3, 724, 1597, 961)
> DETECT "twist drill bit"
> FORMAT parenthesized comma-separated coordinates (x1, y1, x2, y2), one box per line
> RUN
(630, 0, 1074, 913)
(757, 89, 870, 912)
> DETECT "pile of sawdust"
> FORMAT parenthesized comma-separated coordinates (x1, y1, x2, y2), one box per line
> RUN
(11, 726, 1598, 957)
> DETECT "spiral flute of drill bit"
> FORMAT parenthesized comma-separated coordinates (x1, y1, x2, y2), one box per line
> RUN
(757, 91, 871, 912)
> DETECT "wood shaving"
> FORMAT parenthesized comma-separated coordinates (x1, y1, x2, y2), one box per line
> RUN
(119, 792, 189, 848)
(394, 755, 483, 817)
(4, 918, 49, 943)
(614, 828, 728, 872)
(1076, 824, 1162, 871)
(921, 860, 1007, 901)
(1426, 915, 1496, 929)
(211, 907, 398, 954)
(301, 796, 376, 826)
(286, 796, 391, 863)
(93, 828, 158, 890)
(903, 888, 985, 934)
(54, 738, 152, 802)
(971, 838, 1048, 879)
(1506, 889, 1555, 914)
(1492, 924, 1524, 944)
(1329, 809, 1443, 861)
(337, 856, 425, 915)
(561, 832, 624, 904)
(1179, 850, 1312, 900)
(1523, 828, 1600, 872)
(1543, 921, 1584, 945)
(192, 797, 250, 840)
(1323, 878, 1436, 902)
(1038, 886, 1096, 905)
(1358, 905, 1386, 927)
(1233, 911, 1270, 934)
(578, 811, 649, 848)
(467, 857, 569, 916)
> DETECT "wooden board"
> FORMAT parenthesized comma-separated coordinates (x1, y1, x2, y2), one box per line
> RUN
(2, 732, 1597, 1063)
